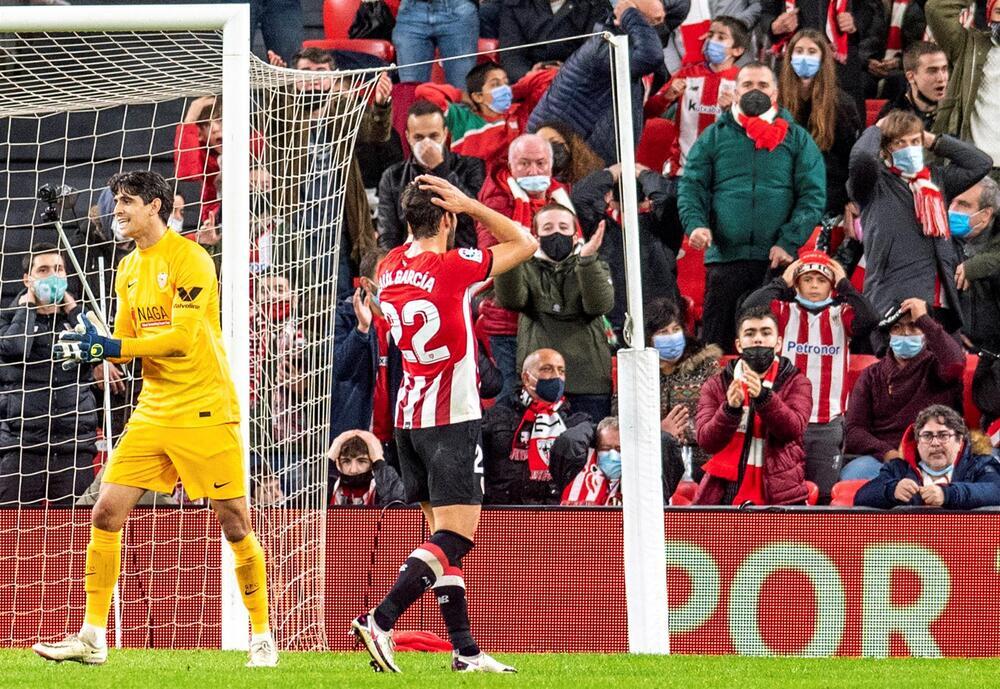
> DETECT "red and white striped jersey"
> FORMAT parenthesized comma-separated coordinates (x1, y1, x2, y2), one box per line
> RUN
(673, 63, 739, 174)
(773, 300, 856, 424)
(377, 244, 493, 429)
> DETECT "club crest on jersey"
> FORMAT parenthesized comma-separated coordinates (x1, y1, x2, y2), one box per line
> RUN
(157, 272, 168, 289)
(458, 248, 483, 262)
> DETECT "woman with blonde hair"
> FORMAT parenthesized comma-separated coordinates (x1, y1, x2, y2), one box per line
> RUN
(778, 29, 861, 218)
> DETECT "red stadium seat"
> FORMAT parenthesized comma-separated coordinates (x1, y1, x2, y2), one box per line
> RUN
(674, 480, 698, 502)
(830, 479, 868, 506)
(301, 38, 396, 64)
(805, 480, 819, 506)
(846, 354, 877, 394)
(865, 99, 887, 127)
(323, 0, 362, 40)
(390, 81, 422, 157)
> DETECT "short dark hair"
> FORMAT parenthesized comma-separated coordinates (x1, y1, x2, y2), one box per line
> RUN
(914, 404, 967, 439)
(903, 41, 945, 74)
(291, 47, 336, 69)
(22, 242, 62, 273)
(406, 99, 445, 122)
(360, 248, 386, 281)
(401, 182, 447, 240)
(712, 16, 751, 53)
(738, 61, 776, 82)
(466, 61, 504, 96)
(645, 298, 686, 345)
(337, 435, 369, 460)
(736, 303, 779, 332)
(107, 170, 173, 223)
(530, 202, 575, 232)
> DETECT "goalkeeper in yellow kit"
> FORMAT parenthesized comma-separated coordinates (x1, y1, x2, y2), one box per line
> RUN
(32, 171, 276, 667)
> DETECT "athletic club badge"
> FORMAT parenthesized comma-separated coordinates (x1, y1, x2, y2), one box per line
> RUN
(157, 272, 168, 289)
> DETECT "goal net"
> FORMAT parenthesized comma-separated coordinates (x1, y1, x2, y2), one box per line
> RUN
(0, 10, 379, 651)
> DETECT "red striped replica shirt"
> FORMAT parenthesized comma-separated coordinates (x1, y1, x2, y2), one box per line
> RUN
(377, 245, 493, 429)
(773, 300, 856, 424)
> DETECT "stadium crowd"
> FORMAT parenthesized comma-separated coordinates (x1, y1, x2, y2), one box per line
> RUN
(1, 0, 999, 511)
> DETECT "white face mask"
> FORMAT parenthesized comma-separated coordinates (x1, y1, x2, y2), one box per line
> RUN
(167, 216, 184, 232)
(111, 218, 128, 242)
(411, 138, 444, 168)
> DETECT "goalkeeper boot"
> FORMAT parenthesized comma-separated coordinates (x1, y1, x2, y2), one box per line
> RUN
(350, 610, 400, 673)
(32, 629, 108, 666)
(246, 635, 278, 668)
(452, 651, 517, 673)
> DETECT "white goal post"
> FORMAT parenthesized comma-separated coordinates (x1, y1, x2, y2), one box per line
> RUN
(0, 4, 253, 650)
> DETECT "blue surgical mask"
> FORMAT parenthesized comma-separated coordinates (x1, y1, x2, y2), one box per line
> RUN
(652, 331, 686, 362)
(534, 376, 564, 403)
(948, 209, 973, 238)
(889, 334, 925, 359)
(516, 175, 551, 193)
(790, 54, 821, 79)
(703, 39, 728, 65)
(31, 275, 67, 305)
(597, 449, 622, 480)
(891, 145, 925, 175)
(489, 84, 513, 114)
(795, 295, 834, 309)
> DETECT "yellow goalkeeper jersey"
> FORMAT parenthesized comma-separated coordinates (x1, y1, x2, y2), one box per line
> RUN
(112, 229, 239, 427)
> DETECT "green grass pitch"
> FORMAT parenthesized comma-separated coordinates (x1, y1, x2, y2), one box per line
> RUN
(5, 649, 1000, 689)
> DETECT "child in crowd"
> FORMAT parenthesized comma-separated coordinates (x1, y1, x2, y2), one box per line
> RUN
(327, 430, 405, 507)
(743, 251, 878, 502)
(644, 16, 749, 176)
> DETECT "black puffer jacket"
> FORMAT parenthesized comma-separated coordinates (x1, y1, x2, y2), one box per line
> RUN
(0, 295, 98, 452)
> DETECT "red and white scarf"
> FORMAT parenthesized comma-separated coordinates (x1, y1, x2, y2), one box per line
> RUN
(511, 392, 567, 481)
(989, 418, 1000, 449)
(771, 0, 849, 63)
(883, 0, 911, 60)
(886, 162, 950, 238)
(732, 103, 789, 152)
(500, 169, 574, 235)
(701, 359, 780, 505)
(330, 478, 377, 506)
(561, 448, 621, 506)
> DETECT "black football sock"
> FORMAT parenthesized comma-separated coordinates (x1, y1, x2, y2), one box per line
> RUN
(434, 564, 480, 657)
(372, 537, 450, 631)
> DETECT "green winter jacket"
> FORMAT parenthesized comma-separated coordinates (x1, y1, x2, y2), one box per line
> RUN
(927, 0, 994, 141)
(678, 108, 827, 264)
(493, 253, 614, 395)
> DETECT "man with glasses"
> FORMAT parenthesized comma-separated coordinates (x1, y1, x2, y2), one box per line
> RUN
(855, 404, 1000, 508)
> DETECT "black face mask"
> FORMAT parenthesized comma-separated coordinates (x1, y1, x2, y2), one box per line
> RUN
(551, 142, 571, 180)
(740, 346, 776, 374)
(740, 347, 774, 375)
(655, 23, 673, 48)
(339, 469, 374, 489)
(298, 89, 331, 112)
(739, 90, 772, 117)
(539, 233, 574, 262)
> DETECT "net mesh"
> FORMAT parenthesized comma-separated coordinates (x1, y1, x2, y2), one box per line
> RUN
(0, 27, 380, 651)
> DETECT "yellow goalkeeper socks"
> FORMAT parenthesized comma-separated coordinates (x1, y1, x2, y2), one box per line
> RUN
(229, 532, 270, 635)
(83, 526, 122, 630)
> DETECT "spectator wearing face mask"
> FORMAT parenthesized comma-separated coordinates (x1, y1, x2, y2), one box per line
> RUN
(572, 163, 682, 338)
(876, 41, 950, 132)
(646, 16, 750, 177)
(481, 348, 590, 504)
(327, 430, 406, 506)
(642, 298, 722, 481)
(848, 111, 992, 332)
(679, 62, 826, 353)
(533, 120, 607, 186)
(779, 29, 861, 218)
(927, 0, 1000, 168)
(551, 415, 684, 506)
(476, 134, 577, 404)
(855, 404, 1000, 509)
(952, 175, 1000, 355)
(528, 0, 692, 164)
(493, 204, 614, 423)
(842, 297, 966, 480)
(742, 252, 877, 501)
(414, 61, 552, 168)
(693, 304, 812, 505)
(378, 101, 485, 251)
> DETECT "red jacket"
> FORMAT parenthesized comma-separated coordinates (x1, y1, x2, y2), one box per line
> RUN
(694, 357, 811, 505)
(174, 122, 219, 222)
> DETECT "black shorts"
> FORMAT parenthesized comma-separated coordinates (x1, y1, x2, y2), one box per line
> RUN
(394, 419, 484, 507)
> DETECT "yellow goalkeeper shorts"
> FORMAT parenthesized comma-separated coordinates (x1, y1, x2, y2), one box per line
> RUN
(103, 422, 245, 501)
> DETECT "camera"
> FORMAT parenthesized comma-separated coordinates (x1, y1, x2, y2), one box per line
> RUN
(36, 183, 81, 223)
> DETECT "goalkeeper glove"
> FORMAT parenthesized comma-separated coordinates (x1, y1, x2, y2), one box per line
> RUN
(55, 311, 121, 368)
